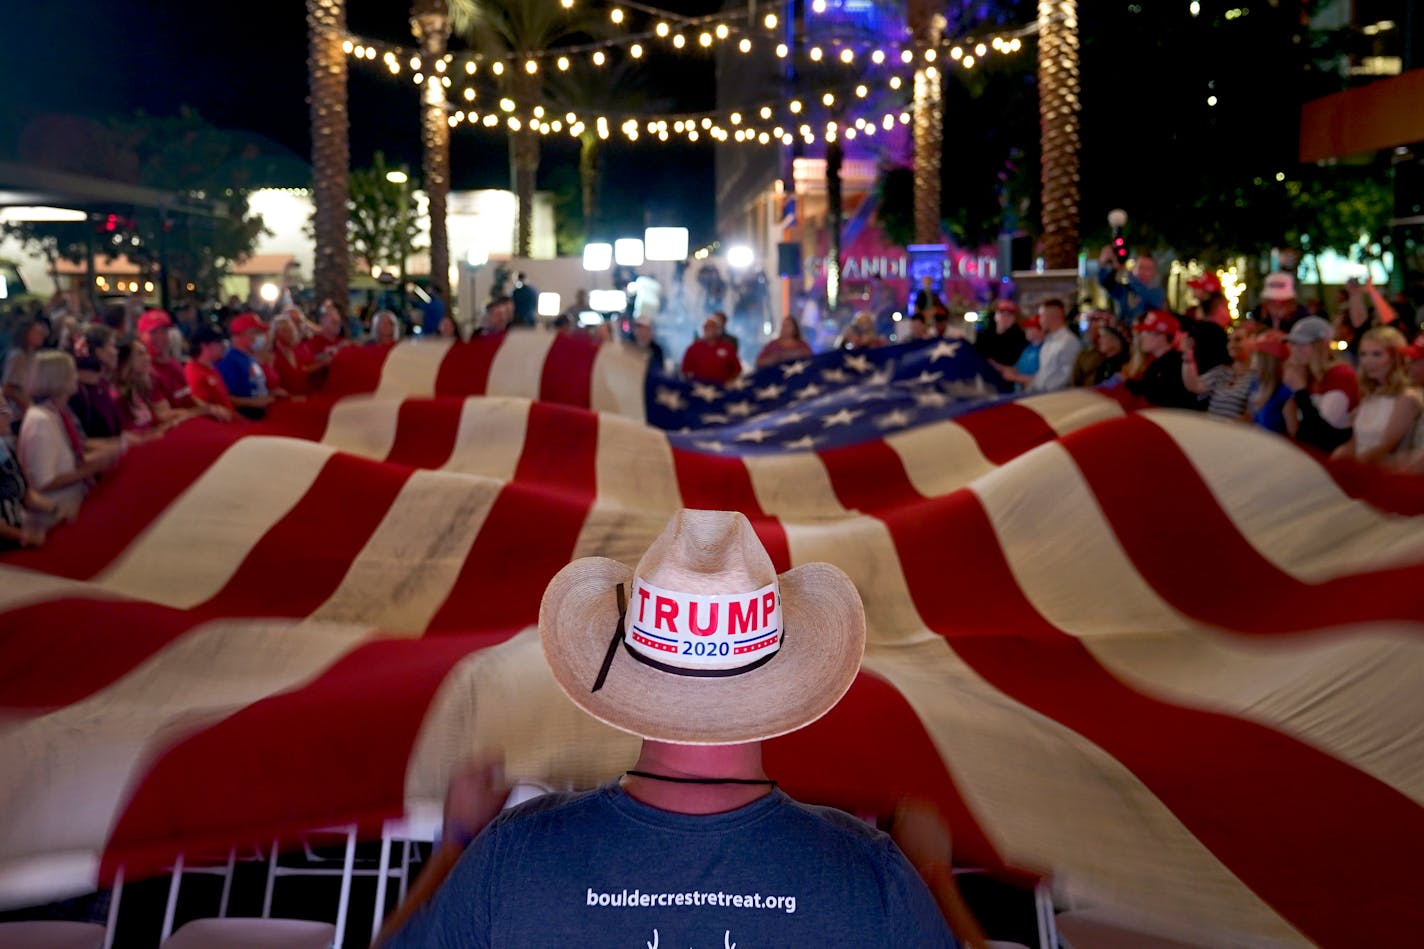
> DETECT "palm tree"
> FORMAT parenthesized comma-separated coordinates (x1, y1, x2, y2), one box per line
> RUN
(412, 0, 452, 298)
(1037, 0, 1080, 269)
(547, 60, 649, 243)
(307, 0, 350, 306)
(907, 1, 945, 246)
(450, 0, 602, 257)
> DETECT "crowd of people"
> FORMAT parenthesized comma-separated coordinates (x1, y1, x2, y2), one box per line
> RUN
(0, 291, 369, 550)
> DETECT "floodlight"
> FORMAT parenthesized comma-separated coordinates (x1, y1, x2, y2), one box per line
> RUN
(466, 244, 489, 267)
(583, 242, 613, 271)
(589, 289, 628, 312)
(644, 227, 689, 261)
(259, 283, 281, 303)
(614, 238, 645, 266)
(538, 292, 562, 317)
(726, 245, 755, 269)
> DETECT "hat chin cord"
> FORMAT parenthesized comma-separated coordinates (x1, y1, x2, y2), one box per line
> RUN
(624, 770, 777, 787)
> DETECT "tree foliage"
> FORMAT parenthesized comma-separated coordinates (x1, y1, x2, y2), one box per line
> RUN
(346, 151, 426, 274)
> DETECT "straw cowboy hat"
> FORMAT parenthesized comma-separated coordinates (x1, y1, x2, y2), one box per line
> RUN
(540, 509, 866, 745)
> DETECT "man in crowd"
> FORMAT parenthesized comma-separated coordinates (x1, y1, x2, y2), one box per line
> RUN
(1125, 310, 1201, 410)
(1252, 273, 1307, 332)
(512, 273, 538, 327)
(379, 509, 958, 948)
(711, 310, 740, 358)
(139, 309, 195, 410)
(474, 296, 514, 337)
(682, 316, 742, 385)
(975, 300, 1027, 392)
(629, 315, 666, 374)
(216, 313, 275, 419)
(1097, 247, 1165, 327)
(183, 324, 234, 421)
(995, 298, 1080, 393)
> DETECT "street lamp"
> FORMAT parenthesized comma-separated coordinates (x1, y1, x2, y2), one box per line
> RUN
(388, 167, 411, 321)
(726, 244, 755, 270)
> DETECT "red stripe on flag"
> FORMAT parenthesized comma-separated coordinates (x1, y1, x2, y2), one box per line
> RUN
(539, 333, 600, 407)
(887, 487, 1424, 947)
(433, 336, 503, 396)
(425, 403, 600, 633)
(255, 397, 336, 443)
(195, 453, 413, 619)
(671, 448, 790, 573)
(818, 439, 924, 513)
(954, 402, 1060, 466)
(1063, 416, 1424, 630)
(0, 599, 205, 711)
(0, 421, 238, 580)
(384, 399, 464, 469)
(99, 632, 511, 884)
(1322, 456, 1424, 517)
(321, 343, 392, 397)
(769, 667, 1015, 879)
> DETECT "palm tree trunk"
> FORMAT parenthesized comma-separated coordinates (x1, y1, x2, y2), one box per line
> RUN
(412, 0, 451, 298)
(579, 132, 601, 243)
(307, 0, 351, 307)
(826, 137, 844, 311)
(1037, 0, 1081, 269)
(509, 73, 541, 257)
(908, 0, 943, 246)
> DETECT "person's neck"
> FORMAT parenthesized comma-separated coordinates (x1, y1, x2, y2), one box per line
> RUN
(621, 740, 772, 815)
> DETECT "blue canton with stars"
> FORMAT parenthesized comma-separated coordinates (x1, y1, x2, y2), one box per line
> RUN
(644, 339, 1010, 454)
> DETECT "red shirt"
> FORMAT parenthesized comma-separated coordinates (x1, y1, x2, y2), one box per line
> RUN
(681, 338, 742, 385)
(149, 356, 195, 409)
(272, 348, 310, 396)
(185, 360, 234, 413)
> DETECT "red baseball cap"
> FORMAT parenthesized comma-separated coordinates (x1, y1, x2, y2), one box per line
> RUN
(230, 313, 268, 336)
(1020, 314, 1042, 330)
(1187, 273, 1223, 295)
(1137, 310, 1179, 338)
(137, 309, 172, 333)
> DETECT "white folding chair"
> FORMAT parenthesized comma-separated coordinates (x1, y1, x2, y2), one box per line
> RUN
(0, 868, 124, 949)
(160, 826, 355, 949)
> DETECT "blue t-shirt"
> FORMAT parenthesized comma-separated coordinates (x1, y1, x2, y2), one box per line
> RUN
(216, 346, 267, 398)
(386, 783, 957, 948)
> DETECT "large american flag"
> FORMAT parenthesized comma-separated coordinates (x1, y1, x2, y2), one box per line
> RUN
(2, 332, 1421, 947)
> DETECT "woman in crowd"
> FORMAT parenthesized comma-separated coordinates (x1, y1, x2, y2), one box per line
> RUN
(18, 351, 122, 524)
(1333, 326, 1421, 463)
(1249, 330, 1290, 433)
(1081, 321, 1130, 386)
(1281, 316, 1357, 453)
(368, 310, 402, 347)
(268, 310, 320, 397)
(3, 317, 48, 416)
(756, 316, 814, 368)
(68, 324, 125, 440)
(0, 398, 59, 547)
(1009, 316, 1043, 390)
(1184, 322, 1259, 421)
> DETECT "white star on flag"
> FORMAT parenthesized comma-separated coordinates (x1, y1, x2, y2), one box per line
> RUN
(781, 360, 810, 378)
(754, 383, 786, 401)
(701, 412, 730, 424)
(726, 401, 754, 418)
(654, 388, 688, 411)
(914, 390, 950, 408)
(843, 353, 873, 373)
(778, 411, 810, 425)
(822, 407, 863, 427)
(914, 370, 944, 386)
(796, 383, 824, 400)
(783, 434, 818, 450)
(692, 440, 728, 452)
(821, 368, 850, 383)
(928, 340, 962, 361)
(868, 367, 894, 386)
(734, 427, 772, 443)
(691, 383, 722, 403)
(876, 408, 914, 429)
(726, 376, 751, 391)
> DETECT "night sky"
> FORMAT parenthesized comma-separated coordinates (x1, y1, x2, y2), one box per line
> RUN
(0, 0, 725, 241)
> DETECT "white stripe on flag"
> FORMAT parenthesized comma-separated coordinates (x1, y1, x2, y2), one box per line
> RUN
(309, 469, 506, 632)
(591, 344, 651, 421)
(1018, 389, 1125, 435)
(1144, 411, 1424, 581)
(375, 339, 454, 399)
(441, 397, 533, 482)
(0, 617, 376, 901)
(744, 452, 848, 520)
(487, 331, 557, 400)
(0, 566, 126, 613)
(886, 418, 994, 498)
(321, 396, 403, 461)
(93, 438, 335, 608)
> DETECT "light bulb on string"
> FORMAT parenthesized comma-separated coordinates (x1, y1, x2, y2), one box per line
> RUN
(730, 112, 742, 124)
(888, 75, 902, 89)
(759, 106, 772, 119)
(465, 61, 476, 74)
(950, 46, 963, 60)
(715, 24, 729, 40)
(840, 48, 854, 63)
(557, 56, 570, 70)
(775, 43, 788, 57)
(974, 42, 987, 56)
(738, 38, 751, 53)
(610, 8, 624, 24)
(593, 50, 606, 65)
(871, 49, 885, 64)
(809, 46, 823, 61)
(631, 43, 643, 57)
(435, 58, 447, 72)
(672, 34, 685, 48)
(764, 13, 778, 29)
(342, 40, 354, 53)
(789, 100, 802, 113)
(655, 22, 669, 37)
(492, 61, 505, 75)
(699, 32, 712, 47)
(822, 92, 835, 106)
(525, 59, 538, 74)
(413, 72, 424, 84)
(962, 55, 975, 68)
(900, 49, 912, 63)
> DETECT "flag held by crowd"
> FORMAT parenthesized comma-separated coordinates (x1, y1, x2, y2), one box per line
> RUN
(2, 332, 1422, 948)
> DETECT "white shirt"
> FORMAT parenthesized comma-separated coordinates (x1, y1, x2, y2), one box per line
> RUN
(17, 401, 87, 521)
(1027, 326, 1081, 392)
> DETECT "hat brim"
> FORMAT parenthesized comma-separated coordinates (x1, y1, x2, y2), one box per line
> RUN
(540, 557, 865, 745)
